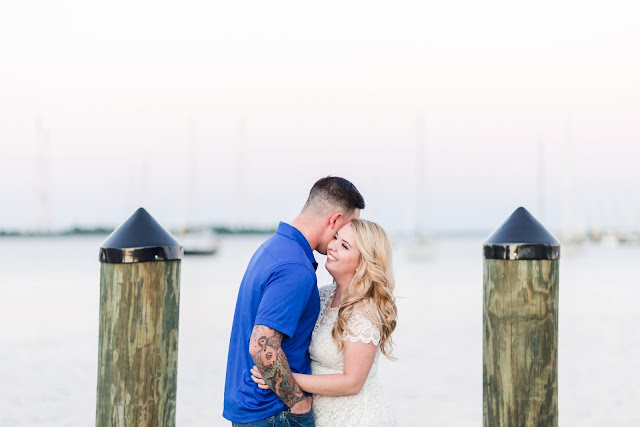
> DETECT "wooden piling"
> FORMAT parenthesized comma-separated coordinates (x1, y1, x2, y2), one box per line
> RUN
(96, 208, 183, 427)
(483, 207, 560, 427)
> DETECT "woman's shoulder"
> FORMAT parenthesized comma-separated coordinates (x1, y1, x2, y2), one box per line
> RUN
(318, 284, 337, 298)
(345, 299, 382, 344)
(351, 298, 380, 321)
(318, 284, 337, 306)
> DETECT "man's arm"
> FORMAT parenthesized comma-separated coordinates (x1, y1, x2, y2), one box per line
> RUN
(252, 338, 377, 396)
(249, 324, 311, 412)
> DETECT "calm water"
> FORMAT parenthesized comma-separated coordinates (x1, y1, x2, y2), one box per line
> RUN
(0, 234, 639, 426)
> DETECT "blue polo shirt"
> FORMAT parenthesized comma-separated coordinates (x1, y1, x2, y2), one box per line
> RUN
(223, 222, 320, 423)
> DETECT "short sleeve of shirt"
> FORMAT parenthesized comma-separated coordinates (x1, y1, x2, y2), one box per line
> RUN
(254, 262, 316, 338)
(345, 305, 381, 346)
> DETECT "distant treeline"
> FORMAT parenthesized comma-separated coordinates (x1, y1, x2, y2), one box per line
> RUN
(0, 225, 277, 237)
(212, 226, 276, 235)
(0, 227, 114, 237)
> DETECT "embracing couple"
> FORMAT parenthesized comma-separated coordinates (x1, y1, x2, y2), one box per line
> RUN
(223, 177, 398, 426)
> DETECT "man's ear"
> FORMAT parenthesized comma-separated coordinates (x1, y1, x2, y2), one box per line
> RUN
(328, 212, 342, 230)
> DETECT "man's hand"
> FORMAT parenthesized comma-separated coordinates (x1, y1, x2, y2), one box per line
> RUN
(251, 366, 312, 413)
(289, 395, 312, 414)
(249, 324, 306, 409)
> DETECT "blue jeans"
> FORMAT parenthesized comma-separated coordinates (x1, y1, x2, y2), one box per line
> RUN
(231, 408, 314, 427)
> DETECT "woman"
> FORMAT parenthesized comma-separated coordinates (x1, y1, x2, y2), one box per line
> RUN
(251, 218, 398, 426)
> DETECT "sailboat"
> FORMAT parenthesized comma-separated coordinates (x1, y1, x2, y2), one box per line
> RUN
(179, 118, 220, 256)
(181, 228, 220, 255)
(560, 117, 587, 247)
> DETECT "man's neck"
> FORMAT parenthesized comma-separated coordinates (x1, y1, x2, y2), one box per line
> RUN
(290, 214, 320, 252)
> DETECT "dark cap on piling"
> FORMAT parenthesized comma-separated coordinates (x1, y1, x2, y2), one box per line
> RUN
(99, 208, 183, 263)
(484, 207, 560, 260)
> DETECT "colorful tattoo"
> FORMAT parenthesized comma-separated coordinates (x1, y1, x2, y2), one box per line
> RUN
(250, 325, 305, 408)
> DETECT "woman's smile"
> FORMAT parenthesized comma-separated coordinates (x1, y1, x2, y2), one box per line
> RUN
(325, 223, 360, 282)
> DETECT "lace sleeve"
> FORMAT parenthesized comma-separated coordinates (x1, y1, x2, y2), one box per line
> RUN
(344, 306, 381, 346)
(317, 284, 336, 313)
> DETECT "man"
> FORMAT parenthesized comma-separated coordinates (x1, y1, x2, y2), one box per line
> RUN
(223, 176, 365, 426)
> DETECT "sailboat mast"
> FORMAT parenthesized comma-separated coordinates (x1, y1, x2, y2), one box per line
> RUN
(35, 117, 51, 232)
(562, 117, 574, 241)
(537, 134, 545, 223)
(181, 117, 198, 236)
(415, 113, 426, 237)
(234, 119, 246, 229)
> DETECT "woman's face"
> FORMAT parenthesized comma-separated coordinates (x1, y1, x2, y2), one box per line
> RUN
(325, 223, 361, 284)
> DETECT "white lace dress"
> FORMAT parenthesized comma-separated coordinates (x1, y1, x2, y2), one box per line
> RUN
(309, 284, 397, 427)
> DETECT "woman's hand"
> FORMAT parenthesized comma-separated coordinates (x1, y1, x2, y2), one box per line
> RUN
(250, 365, 271, 390)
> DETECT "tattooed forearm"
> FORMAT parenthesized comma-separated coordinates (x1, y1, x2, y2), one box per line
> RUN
(249, 325, 305, 408)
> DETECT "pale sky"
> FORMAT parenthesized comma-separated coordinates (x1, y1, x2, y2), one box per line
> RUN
(1, 0, 639, 234)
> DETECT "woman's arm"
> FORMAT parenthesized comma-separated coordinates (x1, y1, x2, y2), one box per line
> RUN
(252, 339, 377, 396)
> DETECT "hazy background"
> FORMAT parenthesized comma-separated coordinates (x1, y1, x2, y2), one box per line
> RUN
(1, 0, 639, 235)
(2, 3, 640, 426)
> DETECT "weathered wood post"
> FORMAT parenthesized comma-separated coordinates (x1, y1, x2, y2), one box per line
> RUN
(96, 208, 182, 426)
(483, 207, 560, 426)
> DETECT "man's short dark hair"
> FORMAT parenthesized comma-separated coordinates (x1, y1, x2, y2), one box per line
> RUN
(303, 176, 365, 215)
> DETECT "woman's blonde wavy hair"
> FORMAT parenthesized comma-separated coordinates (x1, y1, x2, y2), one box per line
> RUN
(331, 219, 398, 359)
